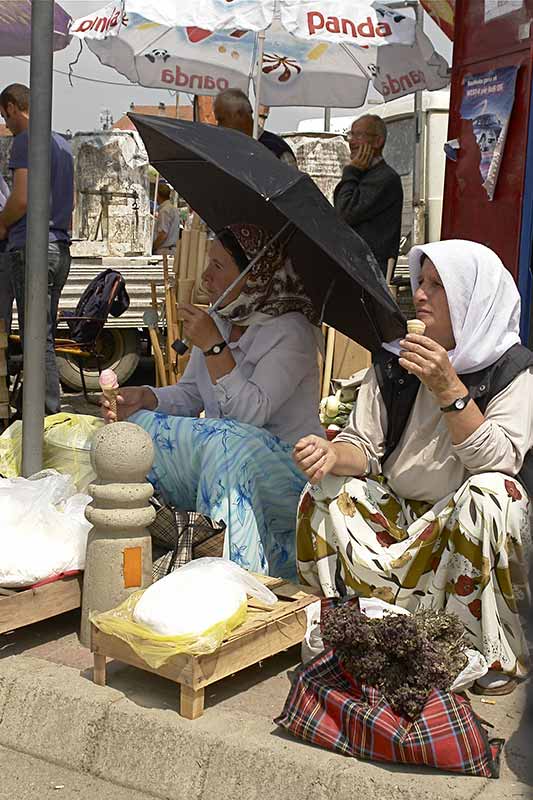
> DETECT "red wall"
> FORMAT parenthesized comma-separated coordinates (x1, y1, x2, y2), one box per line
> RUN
(441, 0, 533, 279)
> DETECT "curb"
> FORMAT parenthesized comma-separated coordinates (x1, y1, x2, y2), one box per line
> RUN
(0, 655, 517, 800)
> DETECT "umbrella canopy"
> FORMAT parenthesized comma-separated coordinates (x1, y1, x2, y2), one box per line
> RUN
(130, 113, 406, 350)
(70, 2, 449, 106)
(0, 0, 71, 56)
(71, 1, 416, 44)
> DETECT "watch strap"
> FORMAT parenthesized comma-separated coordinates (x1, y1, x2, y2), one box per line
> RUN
(203, 340, 227, 357)
(440, 392, 471, 413)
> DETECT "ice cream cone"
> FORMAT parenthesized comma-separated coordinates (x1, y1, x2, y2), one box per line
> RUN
(99, 368, 120, 422)
(407, 319, 426, 336)
(103, 388, 119, 420)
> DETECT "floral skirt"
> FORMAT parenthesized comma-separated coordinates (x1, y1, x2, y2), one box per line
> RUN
(297, 472, 531, 677)
(131, 412, 306, 581)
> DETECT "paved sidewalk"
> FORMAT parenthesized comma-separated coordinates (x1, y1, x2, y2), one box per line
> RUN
(0, 610, 531, 800)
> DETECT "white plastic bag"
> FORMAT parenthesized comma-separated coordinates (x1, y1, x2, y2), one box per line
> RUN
(451, 649, 489, 691)
(133, 557, 277, 637)
(0, 469, 93, 587)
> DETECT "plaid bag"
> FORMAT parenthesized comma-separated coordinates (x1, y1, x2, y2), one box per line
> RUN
(275, 650, 503, 778)
(149, 499, 226, 582)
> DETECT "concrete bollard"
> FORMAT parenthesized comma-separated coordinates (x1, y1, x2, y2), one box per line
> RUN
(80, 421, 156, 647)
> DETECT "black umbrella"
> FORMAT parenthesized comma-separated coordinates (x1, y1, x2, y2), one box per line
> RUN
(130, 113, 406, 350)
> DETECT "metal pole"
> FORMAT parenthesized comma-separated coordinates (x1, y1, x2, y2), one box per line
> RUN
(21, 0, 54, 477)
(412, 1, 426, 244)
(252, 30, 266, 139)
(388, 0, 425, 244)
(324, 108, 331, 132)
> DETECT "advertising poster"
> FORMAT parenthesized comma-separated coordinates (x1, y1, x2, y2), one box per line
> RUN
(460, 65, 518, 201)
(485, 0, 523, 23)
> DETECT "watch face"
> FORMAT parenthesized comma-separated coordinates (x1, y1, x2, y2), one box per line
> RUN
(213, 345, 222, 354)
(455, 398, 466, 410)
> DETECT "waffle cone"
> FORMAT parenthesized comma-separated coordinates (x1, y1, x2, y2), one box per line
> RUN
(103, 387, 119, 421)
(407, 319, 426, 336)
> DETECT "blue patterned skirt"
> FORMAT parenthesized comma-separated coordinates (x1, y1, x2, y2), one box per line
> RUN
(130, 412, 306, 580)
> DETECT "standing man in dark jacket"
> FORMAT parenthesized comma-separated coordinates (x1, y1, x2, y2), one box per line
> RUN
(0, 83, 74, 415)
(334, 114, 403, 276)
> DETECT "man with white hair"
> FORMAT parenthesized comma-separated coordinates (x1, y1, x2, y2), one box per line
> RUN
(334, 114, 403, 276)
(213, 88, 297, 167)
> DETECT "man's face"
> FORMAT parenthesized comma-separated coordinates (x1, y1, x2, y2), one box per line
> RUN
(348, 118, 383, 159)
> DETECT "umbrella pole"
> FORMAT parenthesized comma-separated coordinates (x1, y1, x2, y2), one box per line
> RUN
(21, 0, 54, 477)
(151, 173, 160, 248)
(252, 30, 266, 139)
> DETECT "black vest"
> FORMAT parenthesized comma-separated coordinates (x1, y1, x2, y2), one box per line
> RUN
(374, 343, 533, 495)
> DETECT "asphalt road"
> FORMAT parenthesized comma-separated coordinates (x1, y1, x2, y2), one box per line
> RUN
(0, 745, 156, 800)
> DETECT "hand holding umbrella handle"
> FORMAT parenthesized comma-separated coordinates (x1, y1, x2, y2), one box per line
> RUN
(171, 221, 293, 355)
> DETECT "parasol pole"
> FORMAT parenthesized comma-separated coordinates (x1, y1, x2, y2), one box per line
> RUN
(387, 0, 425, 244)
(252, 29, 266, 139)
(21, 0, 54, 477)
(324, 108, 331, 132)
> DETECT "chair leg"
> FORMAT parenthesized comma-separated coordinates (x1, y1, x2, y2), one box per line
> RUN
(77, 358, 89, 403)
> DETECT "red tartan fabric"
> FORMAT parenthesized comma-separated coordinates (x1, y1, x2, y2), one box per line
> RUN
(275, 650, 503, 778)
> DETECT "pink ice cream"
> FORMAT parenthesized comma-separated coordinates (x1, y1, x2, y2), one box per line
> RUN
(99, 368, 119, 391)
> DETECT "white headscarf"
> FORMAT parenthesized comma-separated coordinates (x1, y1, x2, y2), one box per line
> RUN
(385, 239, 521, 375)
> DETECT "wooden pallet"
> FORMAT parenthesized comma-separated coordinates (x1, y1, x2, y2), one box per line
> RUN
(91, 575, 319, 719)
(0, 574, 83, 635)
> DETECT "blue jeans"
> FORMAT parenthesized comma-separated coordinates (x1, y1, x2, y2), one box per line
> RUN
(0, 248, 13, 331)
(10, 241, 71, 414)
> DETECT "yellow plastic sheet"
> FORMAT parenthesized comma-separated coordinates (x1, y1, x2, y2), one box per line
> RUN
(0, 413, 103, 490)
(91, 590, 248, 669)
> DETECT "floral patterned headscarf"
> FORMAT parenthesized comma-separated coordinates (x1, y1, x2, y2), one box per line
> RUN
(215, 223, 319, 327)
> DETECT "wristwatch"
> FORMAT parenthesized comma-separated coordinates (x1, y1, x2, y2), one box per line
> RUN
(203, 340, 227, 357)
(440, 392, 471, 413)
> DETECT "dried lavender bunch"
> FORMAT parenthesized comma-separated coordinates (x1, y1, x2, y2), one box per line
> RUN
(321, 605, 468, 719)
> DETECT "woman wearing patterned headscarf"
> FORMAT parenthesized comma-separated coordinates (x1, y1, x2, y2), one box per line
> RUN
(102, 223, 324, 580)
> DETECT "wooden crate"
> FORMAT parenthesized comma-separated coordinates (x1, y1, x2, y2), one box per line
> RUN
(91, 575, 320, 719)
(0, 574, 83, 635)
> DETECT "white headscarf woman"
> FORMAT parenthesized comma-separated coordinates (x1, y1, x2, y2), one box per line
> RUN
(385, 239, 521, 373)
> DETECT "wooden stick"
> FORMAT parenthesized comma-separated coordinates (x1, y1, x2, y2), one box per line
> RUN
(150, 281, 158, 312)
(187, 228, 201, 280)
(148, 327, 168, 387)
(321, 325, 336, 399)
(178, 230, 191, 282)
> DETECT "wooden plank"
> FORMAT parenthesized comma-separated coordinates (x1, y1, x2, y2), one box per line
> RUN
(0, 383, 8, 402)
(92, 628, 196, 685)
(180, 685, 204, 720)
(192, 607, 310, 689)
(0, 350, 6, 377)
(0, 403, 9, 419)
(0, 575, 82, 634)
(332, 332, 371, 380)
(0, 333, 7, 348)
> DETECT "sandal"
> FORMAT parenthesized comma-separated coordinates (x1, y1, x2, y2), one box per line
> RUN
(471, 677, 519, 696)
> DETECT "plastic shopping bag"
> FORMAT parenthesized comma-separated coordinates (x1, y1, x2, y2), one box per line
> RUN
(0, 469, 93, 587)
(0, 413, 104, 491)
(91, 558, 277, 669)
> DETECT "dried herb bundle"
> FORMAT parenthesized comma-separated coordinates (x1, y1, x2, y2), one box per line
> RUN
(321, 605, 468, 719)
